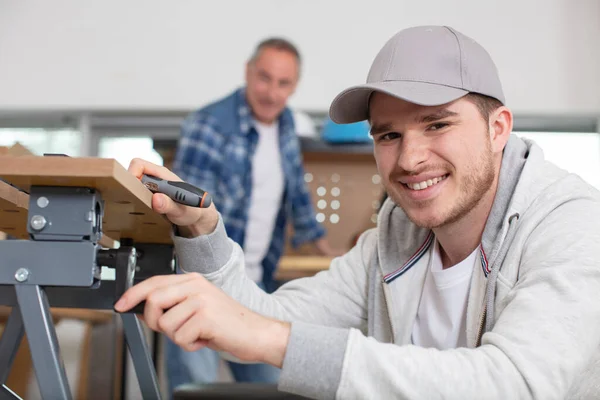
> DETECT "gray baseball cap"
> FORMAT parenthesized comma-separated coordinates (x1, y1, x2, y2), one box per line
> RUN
(329, 26, 505, 124)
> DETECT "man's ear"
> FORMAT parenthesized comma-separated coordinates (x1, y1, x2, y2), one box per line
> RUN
(489, 106, 513, 154)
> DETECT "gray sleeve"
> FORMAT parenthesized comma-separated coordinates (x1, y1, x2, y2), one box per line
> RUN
(172, 214, 233, 274)
(278, 322, 349, 400)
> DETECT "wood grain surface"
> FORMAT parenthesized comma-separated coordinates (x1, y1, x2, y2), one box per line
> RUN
(0, 156, 172, 245)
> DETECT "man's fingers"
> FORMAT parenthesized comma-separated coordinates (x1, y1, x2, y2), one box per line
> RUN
(151, 192, 205, 228)
(156, 299, 199, 338)
(128, 158, 182, 182)
(173, 313, 213, 351)
(152, 193, 188, 218)
(186, 340, 208, 352)
(143, 280, 204, 331)
(114, 273, 197, 312)
(128, 157, 212, 231)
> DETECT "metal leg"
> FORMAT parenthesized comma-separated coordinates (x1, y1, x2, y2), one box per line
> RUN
(121, 313, 161, 400)
(0, 385, 21, 400)
(0, 307, 24, 384)
(152, 331, 161, 370)
(15, 285, 72, 400)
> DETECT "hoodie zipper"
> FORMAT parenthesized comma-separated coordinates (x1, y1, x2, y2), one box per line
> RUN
(480, 213, 520, 343)
(476, 306, 487, 347)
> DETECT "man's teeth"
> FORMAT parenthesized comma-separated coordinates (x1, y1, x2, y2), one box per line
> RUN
(406, 175, 446, 190)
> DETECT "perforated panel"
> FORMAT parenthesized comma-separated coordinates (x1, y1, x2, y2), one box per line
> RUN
(286, 152, 385, 255)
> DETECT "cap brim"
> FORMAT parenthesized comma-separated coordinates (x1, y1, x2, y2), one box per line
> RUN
(329, 81, 469, 124)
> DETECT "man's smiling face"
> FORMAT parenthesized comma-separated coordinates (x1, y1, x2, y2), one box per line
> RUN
(369, 92, 496, 229)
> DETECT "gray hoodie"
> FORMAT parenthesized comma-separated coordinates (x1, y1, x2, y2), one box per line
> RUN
(175, 135, 600, 399)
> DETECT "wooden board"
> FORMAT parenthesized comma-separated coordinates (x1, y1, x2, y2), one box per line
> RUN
(0, 156, 173, 245)
(0, 180, 29, 239)
(0, 143, 34, 157)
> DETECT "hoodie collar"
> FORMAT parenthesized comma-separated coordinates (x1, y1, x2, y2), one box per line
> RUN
(480, 135, 529, 267)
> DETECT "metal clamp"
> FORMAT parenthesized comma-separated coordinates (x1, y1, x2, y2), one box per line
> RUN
(27, 186, 104, 242)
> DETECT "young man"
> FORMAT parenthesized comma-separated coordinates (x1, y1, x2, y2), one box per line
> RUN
(118, 26, 600, 399)
(166, 37, 339, 390)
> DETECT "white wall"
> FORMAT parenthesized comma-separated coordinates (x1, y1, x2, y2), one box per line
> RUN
(0, 0, 599, 114)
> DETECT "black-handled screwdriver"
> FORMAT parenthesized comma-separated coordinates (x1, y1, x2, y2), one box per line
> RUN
(141, 174, 212, 208)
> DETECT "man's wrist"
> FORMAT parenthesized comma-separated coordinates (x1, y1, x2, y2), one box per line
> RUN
(260, 319, 291, 368)
(177, 205, 219, 238)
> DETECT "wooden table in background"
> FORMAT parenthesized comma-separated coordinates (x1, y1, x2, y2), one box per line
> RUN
(276, 256, 333, 280)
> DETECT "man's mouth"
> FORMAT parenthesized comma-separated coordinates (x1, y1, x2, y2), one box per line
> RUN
(403, 174, 448, 191)
(259, 100, 276, 108)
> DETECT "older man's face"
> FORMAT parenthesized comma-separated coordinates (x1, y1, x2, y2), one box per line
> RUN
(245, 47, 299, 125)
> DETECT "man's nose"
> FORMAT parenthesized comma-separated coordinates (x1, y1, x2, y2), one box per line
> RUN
(397, 135, 429, 172)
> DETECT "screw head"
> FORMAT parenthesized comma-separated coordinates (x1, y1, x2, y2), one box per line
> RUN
(30, 215, 47, 231)
(37, 196, 50, 208)
(15, 268, 29, 282)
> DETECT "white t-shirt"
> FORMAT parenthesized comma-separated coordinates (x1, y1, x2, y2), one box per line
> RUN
(243, 121, 285, 283)
(411, 240, 478, 349)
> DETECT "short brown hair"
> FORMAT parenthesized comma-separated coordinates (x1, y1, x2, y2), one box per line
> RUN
(464, 93, 503, 122)
(249, 37, 301, 66)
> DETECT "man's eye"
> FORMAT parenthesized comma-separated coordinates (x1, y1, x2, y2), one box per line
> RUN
(429, 123, 449, 131)
(379, 132, 401, 141)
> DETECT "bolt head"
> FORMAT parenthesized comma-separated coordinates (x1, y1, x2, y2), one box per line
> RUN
(30, 215, 47, 231)
(37, 196, 50, 208)
(15, 268, 30, 282)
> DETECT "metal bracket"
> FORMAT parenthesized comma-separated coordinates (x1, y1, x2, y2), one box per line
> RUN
(0, 241, 98, 286)
(27, 186, 103, 242)
(133, 243, 174, 280)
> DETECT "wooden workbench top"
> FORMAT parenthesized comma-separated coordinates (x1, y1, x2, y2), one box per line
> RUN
(0, 156, 172, 245)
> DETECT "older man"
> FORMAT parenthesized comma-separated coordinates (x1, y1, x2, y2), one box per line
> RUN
(165, 37, 339, 391)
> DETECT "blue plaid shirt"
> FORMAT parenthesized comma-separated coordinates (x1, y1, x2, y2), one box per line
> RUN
(173, 88, 325, 288)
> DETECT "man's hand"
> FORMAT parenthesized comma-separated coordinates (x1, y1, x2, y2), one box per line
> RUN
(114, 273, 291, 367)
(128, 158, 218, 237)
